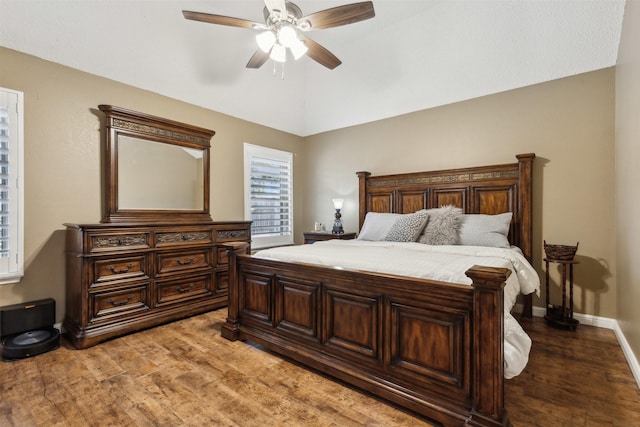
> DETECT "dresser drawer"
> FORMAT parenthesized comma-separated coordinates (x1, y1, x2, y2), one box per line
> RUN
(215, 271, 229, 294)
(93, 255, 148, 284)
(155, 230, 213, 248)
(156, 249, 212, 276)
(155, 275, 213, 306)
(215, 227, 250, 242)
(215, 246, 230, 268)
(89, 283, 150, 323)
(88, 232, 151, 253)
(214, 242, 251, 268)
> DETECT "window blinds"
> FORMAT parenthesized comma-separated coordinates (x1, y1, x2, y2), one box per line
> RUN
(249, 155, 292, 237)
(0, 87, 23, 284)
(0, 104, 10, 258)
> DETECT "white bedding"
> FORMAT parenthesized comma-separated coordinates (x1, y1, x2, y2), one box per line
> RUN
(254, 240, 540, 378)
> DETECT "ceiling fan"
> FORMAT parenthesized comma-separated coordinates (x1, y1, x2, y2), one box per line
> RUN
(183, 0, 375, 70)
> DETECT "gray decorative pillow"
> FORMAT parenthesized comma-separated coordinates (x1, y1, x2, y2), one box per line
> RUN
(384, 211, 429, 242)
(458, 212, 513, 248)
(417, 205, 463, 245)
(357, 212, 403, 241)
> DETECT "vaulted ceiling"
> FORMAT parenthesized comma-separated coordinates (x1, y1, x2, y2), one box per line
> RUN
(0, 0, 626, 136)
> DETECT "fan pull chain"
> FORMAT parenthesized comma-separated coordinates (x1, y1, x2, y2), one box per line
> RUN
(272, 61, 286, 80)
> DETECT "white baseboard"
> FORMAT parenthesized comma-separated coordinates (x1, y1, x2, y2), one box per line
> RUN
(523, 305, 640, 390)
(612, 322, 640, 390)
(529, 306, 618, 328)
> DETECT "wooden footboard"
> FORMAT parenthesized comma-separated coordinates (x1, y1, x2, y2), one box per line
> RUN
(222, 249, 512, 427)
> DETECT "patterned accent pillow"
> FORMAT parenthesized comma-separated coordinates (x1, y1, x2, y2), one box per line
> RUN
(417, 205, 463, 245)
(384, 211, 429, 242)
(458, 212, 513, 248)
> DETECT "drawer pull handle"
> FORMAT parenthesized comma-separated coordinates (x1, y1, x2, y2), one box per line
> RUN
(176, 283, 195, 293)
(108, 263, 133, 274)
(182, 234, 189, 240)
(176, 256, 194, 265)
(108, 294, 134, 306)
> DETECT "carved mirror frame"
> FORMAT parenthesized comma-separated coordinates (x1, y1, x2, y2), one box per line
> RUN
(99, 105, 215, 223)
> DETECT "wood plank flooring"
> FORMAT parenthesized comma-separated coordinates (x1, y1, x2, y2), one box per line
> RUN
(506, 316, 640, 426)
(1, 309, 638, 426)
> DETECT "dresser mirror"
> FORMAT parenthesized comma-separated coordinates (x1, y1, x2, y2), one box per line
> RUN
(99, 105, 215, 223)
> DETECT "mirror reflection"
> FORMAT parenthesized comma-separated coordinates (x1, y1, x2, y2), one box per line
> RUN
(118, 136, 204, 210)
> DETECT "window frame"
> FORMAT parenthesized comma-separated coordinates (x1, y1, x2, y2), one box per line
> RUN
(243, 143, 294, 249)
(0, 87, 24, 285)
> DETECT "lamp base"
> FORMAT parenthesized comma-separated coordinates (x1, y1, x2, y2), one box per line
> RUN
(332, 208, 343, 234)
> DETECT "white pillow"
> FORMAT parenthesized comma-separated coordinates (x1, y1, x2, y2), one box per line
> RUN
(384, 210, 429, 242)
(357, 212, 403, 241)
(458, 212, 513, 248)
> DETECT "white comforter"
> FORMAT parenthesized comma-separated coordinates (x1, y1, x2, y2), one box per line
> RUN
(254, 240, 540, 378)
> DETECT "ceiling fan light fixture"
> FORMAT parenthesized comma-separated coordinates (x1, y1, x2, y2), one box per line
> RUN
(270, 43, 287, 62)
(290, 38, 308, 60)
(183, 1, 376, 70)
(256, 30, 276, 53)
(278, 25, 298, 48)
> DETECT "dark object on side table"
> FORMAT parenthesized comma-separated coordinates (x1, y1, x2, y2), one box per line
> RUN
(544, 241, 579, 260)
(331, 198, 344, 234)
(544, 241, 580, 330)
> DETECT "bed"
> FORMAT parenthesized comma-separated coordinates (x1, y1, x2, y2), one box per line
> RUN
(222, 153, 536, 427)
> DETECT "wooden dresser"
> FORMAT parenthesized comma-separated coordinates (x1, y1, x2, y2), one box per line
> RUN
(63, 221, 250, 349)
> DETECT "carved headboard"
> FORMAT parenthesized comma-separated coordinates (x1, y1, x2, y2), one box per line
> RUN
(357, 153, 535, 262)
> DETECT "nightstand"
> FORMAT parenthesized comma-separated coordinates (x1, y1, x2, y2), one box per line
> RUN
(303, 231, 357, 244)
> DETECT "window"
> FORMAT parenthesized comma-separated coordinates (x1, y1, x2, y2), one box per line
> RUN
(244, 143, 293, 249)
(0, 88, 24, 285)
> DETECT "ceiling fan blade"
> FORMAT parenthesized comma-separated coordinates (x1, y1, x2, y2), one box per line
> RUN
(182, 10, 262, 29)
(264, 0, 287, 15)
(246, 49, 270, 69)
(300, 36, 342, 70)
(299, 1, 375, 31)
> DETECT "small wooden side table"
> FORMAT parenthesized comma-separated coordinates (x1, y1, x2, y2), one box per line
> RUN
(303, 232, 356, 244)
(544, 258, 580, 330)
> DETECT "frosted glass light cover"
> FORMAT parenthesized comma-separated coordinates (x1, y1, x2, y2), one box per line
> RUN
(278, 25, 298, 48)
(270, 43, 286, 62)
(256, 31, 276, 53)
(290, 38, 308, 60)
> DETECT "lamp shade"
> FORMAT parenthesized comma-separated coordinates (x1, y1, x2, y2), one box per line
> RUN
(278, 25, 298, 48)
(270, 43, 286, 62)
(256, 31, 276, 53)
(332, 198, 344, 210)
(289, 38, 308, 60)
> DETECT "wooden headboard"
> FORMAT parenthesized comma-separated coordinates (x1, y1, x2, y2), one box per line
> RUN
(357, 153, 535, 262)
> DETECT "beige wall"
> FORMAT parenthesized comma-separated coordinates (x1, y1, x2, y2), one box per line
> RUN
(0, 46, 619, 325)
(304, 68, 616, 317)
(616, 1, 640, 370)
(0, 47, 306, 323)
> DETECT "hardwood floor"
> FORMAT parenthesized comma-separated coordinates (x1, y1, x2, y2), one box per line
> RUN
(1, 309, 638, 426)
(506, 316, 640, 426)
